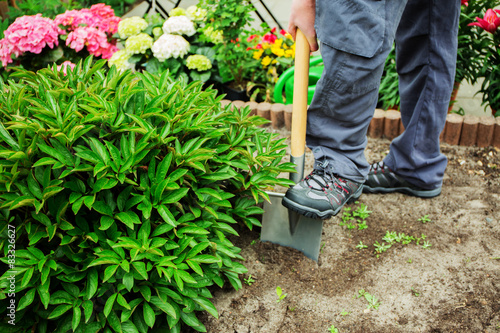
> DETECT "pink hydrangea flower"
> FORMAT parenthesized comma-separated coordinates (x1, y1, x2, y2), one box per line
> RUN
(66, 26, 117, 59)
(55, 6, 120, 35)
(3, 14, 61, 55)
(97, 16, 121, 34)
(55, 9, 97, 31)
(90, 3, 115, 19)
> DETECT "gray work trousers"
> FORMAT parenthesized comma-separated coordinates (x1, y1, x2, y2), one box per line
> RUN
(308, 0, 460, 189)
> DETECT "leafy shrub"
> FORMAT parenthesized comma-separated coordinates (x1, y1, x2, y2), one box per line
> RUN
(0, 57, 294, 332)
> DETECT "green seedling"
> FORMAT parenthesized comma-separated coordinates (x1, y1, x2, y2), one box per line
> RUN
(407, 258, 413, 263)
(352, 202, 372, 220)
(321, 242, 326, 253)
(374, 241, 391, 253)
(340, 310, 351, 316)
(422, 240, 432, 249)
(357, 289, 381, 310)
(328, 325, 339, 333)
(418, 214, 432, 224)
(276, 286, 287, 303)
(411, 287, 420, 297)
(244, 274, 255, 286)
(356, 241, 368, 249)
(357, 220, 368, 230)
(250, 239, 258, 246)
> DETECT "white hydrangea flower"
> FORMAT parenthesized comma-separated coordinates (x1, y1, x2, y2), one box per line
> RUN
(186, 6, 207, 21)
(162, 16, 196, 37)
(118, 16, 148, 39)
(125, 33, 153, 54)
(151, 34, 190, 62)
(108, 49, 135, 72)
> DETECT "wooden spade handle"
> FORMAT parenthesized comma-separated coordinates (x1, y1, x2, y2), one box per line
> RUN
(290, 29, 311, 158)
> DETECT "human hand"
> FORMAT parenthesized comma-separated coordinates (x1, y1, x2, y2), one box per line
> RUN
(288, 0, 318, 52)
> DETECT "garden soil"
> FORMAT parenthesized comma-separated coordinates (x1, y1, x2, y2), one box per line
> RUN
(188, 129, 500, 333)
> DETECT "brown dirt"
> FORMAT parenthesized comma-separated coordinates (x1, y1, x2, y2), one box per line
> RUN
(191, 130, 500, 333)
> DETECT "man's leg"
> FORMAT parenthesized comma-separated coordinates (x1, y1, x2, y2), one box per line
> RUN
(283, 0, 408, 219)
(364, 0, 460, 196)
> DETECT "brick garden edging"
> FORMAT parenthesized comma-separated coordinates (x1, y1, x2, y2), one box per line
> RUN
(221, 100, 500, 149)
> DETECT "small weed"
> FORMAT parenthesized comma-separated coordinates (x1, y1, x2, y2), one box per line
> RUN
(422, 240, 432, 249)
(411, 287, 420, 297)
(321, 242, 326, 253)
(288, 305, 296, 311)
(340, 310, 351, 316)
(244, 274, 255, 286)
(407, 258, 413, 264)
(340, 202, 370, 230)
(352, 202, 372, 220)
(276, 286, 287, 303)
(328, 325, 339, 333)
(357, 220, 368, 230)
(374, 241, 391, 253)
(250, 239, 258, 246)
(346, 222, 357, 230)
(356, 241, 368, 249)
(418, 215, 432, 224)
(357, 289, 381, 310)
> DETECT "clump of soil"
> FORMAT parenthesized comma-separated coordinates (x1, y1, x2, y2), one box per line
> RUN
(191, 133, 500, 333)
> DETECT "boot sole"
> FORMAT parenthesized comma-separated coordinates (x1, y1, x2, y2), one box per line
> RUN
(363, 185, 441, 198)
(282, 186, 363, 220)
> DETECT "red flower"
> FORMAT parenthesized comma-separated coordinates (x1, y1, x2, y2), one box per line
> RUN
(247, 34, 258, 42)
(255, 43, 262, 49)
(270, 27, 277, 33)
(468, 9, 500, 34)
(262, 33, 278, 44)
(279, 29, 287, 36)
(461, 0, 468, 6)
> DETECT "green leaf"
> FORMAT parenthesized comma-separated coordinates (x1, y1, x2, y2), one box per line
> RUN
(38, 280, 50, 309)
(86, 267, 98, 300)
(82, 300, 93, 323)
(21, 266, 35, 288)
(72, 306, 82, 332)
(104, 293, 117, 318)
(162, 188, 189, 204)
(115, 211, 141, 229)
(107, 310, 123, 333)
(0, 123, 20, 150)
(99, 216, 115, 230)
(17, 288, 36, 311)
(93, 200, 113, 216)
(149, 296, 177, 319)
(192, 296, 218, 318)
(143, 302, 155, 328)
(48, 304, 73, 319)
(123, 272, 134, 291)
(116, 293, 131, 310)
(180, 311, 205, 331)
(156, 205, 177, 227)
(103, 265, 119, 283)
(132, 262, 148, 280)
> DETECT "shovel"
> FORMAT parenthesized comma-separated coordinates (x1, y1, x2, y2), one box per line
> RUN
(260, 29, 324, 261)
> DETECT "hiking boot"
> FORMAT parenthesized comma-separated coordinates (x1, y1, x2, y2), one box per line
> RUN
(363, 161, 441, 198)
(282, 160, 363, 220)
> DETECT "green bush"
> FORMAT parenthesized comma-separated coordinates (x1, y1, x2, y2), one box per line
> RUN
(0, 57, 294, 332)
